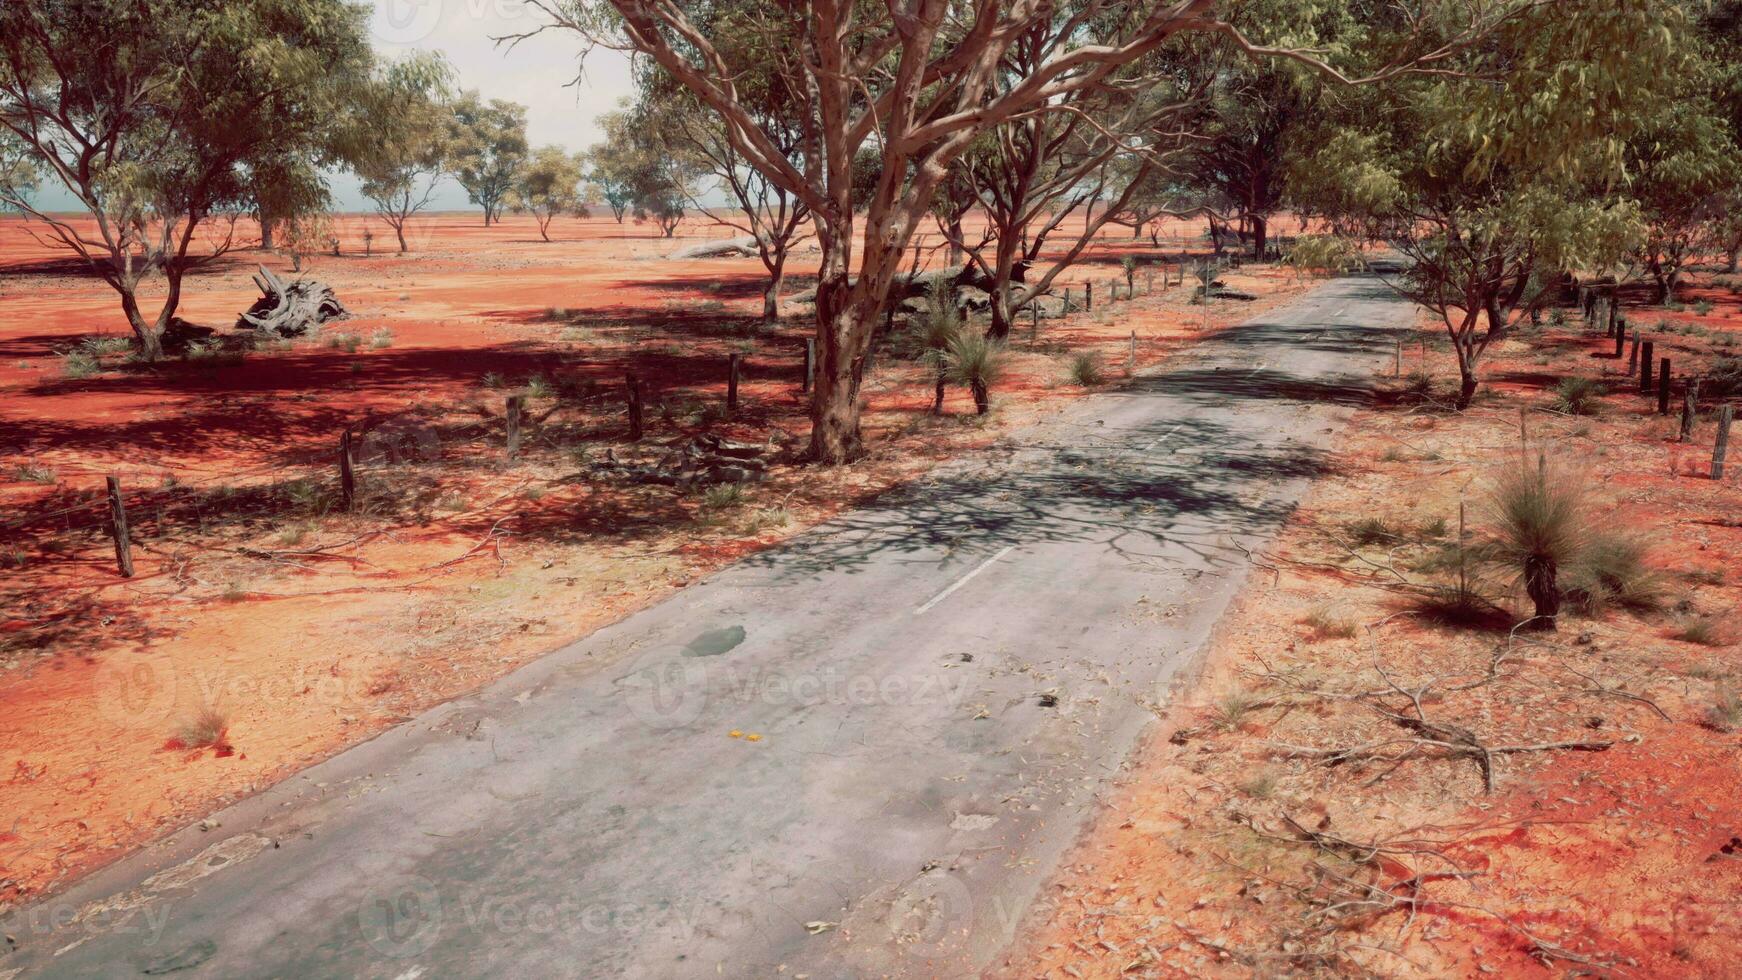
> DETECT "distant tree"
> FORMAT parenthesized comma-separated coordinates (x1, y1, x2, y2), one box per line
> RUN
(279, 209, 334, 272)
(447, 92, 528, 226)
(583, 111, 638, 224)
(0, 0, 375, 360)
(352, 54, 453, 254)
(589, 101, 700, 238)
(248, 153, 330, 252)
(510, 145, 587, 241)
(634, 6, 811, 319)
(1291, 0, 1683, 407)
(1190, 59, 1314, 260)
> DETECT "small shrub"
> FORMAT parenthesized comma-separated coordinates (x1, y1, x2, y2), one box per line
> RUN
(60, 349, 100, 378)
(11, 464, 56, 484)
(481, 371, 507, 390)
(368, 328, 394, 349)
(1548, 308, 1567, 326)
(1551, 376, 1605, 416)
(1695, 300, 1715, 317)
(1302, 604, 1358, 640)
(1705, 689, 1742, 731)
(525, 375, 554, 399)
(1671, 613, 1730, 647)
(1211, 691, 1257, 730)
(282, 478, 335, 516)
(702, 484, 744, 510)
(943, 332, 1006, 415)
(1346, 517, 1401, 546)
(1067, 352, 1105, 387)
(81, 335, 133, 357)
(1564, 533, 1660, 614)
(173, 706, 229, 748)
(277, 523, 311, 547)
(1704, 357, 1742, 399)
(323, 331, 361, 353)
(1483, 455, 1588, 626)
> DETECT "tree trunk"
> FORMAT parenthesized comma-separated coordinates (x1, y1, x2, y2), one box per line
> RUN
(970, 379, 989, 415)
(118, 284, 164, 362)
(1727, 243, 1739, 274)
(1251, 214, 1267, 260)
(395, 224, 408, 254)
(808, 228, 869, 464)
(1523, 554, 1560, 630)
(762, 274, 782, 323)
(260, 218, 275, 251)
(947, 216, 964, 267)
(933, 369, 946, 415)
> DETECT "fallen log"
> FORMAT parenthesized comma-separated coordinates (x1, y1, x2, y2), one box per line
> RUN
(667, 236, 758, 260)
(236, 264, 349, 336)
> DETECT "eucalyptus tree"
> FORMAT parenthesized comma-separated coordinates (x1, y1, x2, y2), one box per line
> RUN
(0, 0, 375, 359)
(510, 146, 589, 241)
(353, 53, 454, 254)
(1291, 0, 1686, 407)
(516, 0, 1551, 462)
(632, 2, 812, 317)
(447, 92, 529, 226)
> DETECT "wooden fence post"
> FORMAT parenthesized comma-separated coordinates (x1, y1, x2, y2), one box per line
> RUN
(338, 427, 355, 512)
(1714, 404, 1735, 480)
(1084, 281, 1093, 312)
(626, 373, 644, 440)
(1146, 268, 1155, 294)
(1613, 326, 1625, 359)
(727, 353, 742, 412)
(1030, 301, 1039, 341)
(802, 338, 815, 394)
(1063, 287, 1073, 312)
(505, 395, 524, 459)
(106, 475, 133, 578)
(1657, 359, 1672, 415)
(1639, 340, 1654, 394)
(1681, 380, 1700, 442)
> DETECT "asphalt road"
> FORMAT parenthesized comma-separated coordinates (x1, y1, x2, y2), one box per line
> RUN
(2, 274, 1413, 979)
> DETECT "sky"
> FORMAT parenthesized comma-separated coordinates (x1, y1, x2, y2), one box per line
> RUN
(31, 0, 635, 213)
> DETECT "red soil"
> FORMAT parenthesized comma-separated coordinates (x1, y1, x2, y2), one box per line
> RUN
(0, 210, 1315, 909)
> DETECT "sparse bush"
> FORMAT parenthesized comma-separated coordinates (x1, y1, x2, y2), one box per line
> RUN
(1302, 604, 1358, 640)
(1238, 771, 1278, 799)
(323, 331, 361, 353)
(702, 483, 744, 510)
(1482, 454, 1587, 628)
(11, 464, 56, 484)
(481, 371, 507, 389)
(282, 478, 335, 516)
(81, 335, 133, 357)
(1211, 690, 1257, 730)
(1704, 357, 1742, 399)
(1695, 300, 1715, 317)
(908, 280, 964, 413)
(369, 328, 394, 349)
(1672, 613, 1730, 647)
(173, 706, 228, 748)
(1548, 307, 1567, 326)
(943, 332, 1006, 415)
(1067, 352, 1105, 387)
(60, 349, 100, 378)
(1346, 517, 1401, 546)
(525, 375, 554, 399)
(1564, 533, 1660, 614)
(1705, 689, 1742, 731)
(1551, 376, 1605, 416)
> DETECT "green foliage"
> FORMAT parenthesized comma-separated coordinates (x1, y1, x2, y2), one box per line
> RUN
(0, 0, 376, 353)
(587, 99, 702, 236)
(352, 52, 453, 253)
(942, 332, 1005, 415)
(1067, 352, 1105, 387)
(446, 92, 529, 225)
(59, 349, 100, 379)
(510, 145, 588, 240)
(1551, 377, 1605, 416)
(1564, 533, 1660, 614)
(1283, 235, 1362, 277)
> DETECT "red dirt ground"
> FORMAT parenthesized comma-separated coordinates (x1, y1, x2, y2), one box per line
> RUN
(0, 211, 1317, 910)
(1000, 280, 1742, 978)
